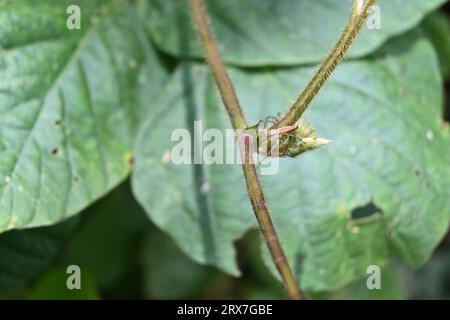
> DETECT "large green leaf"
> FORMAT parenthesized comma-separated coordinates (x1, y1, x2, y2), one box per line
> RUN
(132, 30, 450, 290)
(132, 63, 255, 275)
(259, 31, 450, 291)
(0, 217, 78, 295)
(0, 0, 169, 233)
(146, 0, 446, 66)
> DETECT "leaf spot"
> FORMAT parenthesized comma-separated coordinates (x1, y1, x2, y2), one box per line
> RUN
(351, 226, 360, 233)
(200, 182, 210, 193)
(426, 130, 434, 141)
(128, 59, 138, 69)
(161, 150, 171, 163)
(125, 153, 134, 167)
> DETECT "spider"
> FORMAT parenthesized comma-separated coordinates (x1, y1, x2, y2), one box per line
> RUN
(250, 117, 302, 158)
(246, 116, 327, 164)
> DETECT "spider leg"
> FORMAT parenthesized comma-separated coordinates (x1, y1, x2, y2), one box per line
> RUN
(257, 155, 267, 169)
(289, 133, 302, 144)
(256, 119, 265, 130)
(264, 115, 279, 128)
(245, 120, 263, 132)
(287, 149, 293, 157)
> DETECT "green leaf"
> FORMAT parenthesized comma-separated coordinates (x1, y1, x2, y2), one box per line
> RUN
(259, 31, 450, 291)
(0, 217, 78, 295)
(422, 11, 450, 79)
(146, 0, 446, 66)
(132, 63, 255, 275)
(0, 0, 169, 233)
(133, 30, 450, 290)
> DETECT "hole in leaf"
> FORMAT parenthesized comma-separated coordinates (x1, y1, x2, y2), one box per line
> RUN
(351, 202, 382, 220)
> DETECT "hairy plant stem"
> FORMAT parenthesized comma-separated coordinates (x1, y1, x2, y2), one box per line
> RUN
(273, 0, 378, 129)
(190, 0, 304, 300)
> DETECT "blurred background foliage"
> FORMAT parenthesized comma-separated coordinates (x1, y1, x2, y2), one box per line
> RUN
(4, 175, 450, 300)
(0, 3, 450, 300)
(4, 178, 450, 300)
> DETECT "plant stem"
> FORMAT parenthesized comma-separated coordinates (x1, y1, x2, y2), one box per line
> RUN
(190, 0, 304, 300)
(273, 0, 378, 129)
(190, 0, 247, 130)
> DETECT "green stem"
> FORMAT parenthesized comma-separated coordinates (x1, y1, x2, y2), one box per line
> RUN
(190, 0, 304, 300)
(273, 0, 378, 128)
